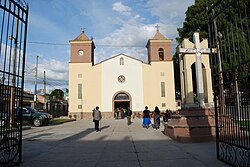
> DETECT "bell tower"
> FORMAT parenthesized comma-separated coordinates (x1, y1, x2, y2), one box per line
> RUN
(146, 27, 172, 64)
(69, 30, 95, 65)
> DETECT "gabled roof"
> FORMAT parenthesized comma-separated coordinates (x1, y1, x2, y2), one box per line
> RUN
(69, 31, 95, 48)
(146, 30, 171, 48)
(94, 53, 147, 66)
(152, 30, 166, 40)
(74, 31, 90, 41)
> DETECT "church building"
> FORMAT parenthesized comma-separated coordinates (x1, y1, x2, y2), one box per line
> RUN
(68, 29, 177, 119)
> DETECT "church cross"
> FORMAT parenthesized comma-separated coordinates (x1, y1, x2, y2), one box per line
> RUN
(155, 24, 160, 32)
(81, 27, 86, 33)
(178, 32, 216, 108)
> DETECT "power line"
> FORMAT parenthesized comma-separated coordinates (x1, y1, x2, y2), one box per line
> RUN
(27, 41, 178, 47)
(24, 64, 68, 90)
(28, 41, 68, 46)
(20, 54, 68, 89)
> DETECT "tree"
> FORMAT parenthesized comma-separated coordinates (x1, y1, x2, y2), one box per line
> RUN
(177, 0, 217, 43)
(176, 0, 250, 102)
(49, 89, 64, 100)
(174, 0, 215, 99)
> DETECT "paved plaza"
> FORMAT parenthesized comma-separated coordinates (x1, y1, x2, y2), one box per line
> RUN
(19, 118, 230, 167)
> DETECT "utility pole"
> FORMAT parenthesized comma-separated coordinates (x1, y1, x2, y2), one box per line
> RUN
(34, 55, 38, 109)
(44, 71, 46, 111)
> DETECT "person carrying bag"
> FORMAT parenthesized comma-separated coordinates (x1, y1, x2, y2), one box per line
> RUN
(92, 106, 102, 132)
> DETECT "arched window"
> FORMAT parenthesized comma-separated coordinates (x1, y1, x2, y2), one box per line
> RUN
(115, 93, 129, 100)
(120, 57, 124, 65)
(159, 48, 164, 61)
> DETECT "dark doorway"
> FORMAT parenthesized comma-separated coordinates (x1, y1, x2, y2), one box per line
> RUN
(113, 92, 131, 111)
(191, 63, 208, 103)
(114, 101, 130, 110)
(191, 63, 197, 96)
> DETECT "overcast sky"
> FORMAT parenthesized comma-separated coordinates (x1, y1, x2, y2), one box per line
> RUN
(25, 0, 194, 92)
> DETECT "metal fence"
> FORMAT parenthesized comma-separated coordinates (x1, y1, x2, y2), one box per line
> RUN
(0, 0, 28, 165)
(207, 0, 250, 166)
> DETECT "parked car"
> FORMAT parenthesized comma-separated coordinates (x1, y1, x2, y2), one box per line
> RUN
(17, 107, 52, 127)
(1, 107, 52, 127)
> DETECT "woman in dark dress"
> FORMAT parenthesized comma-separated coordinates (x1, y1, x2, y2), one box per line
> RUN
(153, 106, 161, 129)
(143, 106, 151, 129)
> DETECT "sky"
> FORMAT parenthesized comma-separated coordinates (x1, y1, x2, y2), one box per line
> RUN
(24, 0, 195, 93)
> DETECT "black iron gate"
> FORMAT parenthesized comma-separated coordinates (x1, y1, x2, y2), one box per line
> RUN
(0, 0, 28, 166)
(207, 0, 250, 166)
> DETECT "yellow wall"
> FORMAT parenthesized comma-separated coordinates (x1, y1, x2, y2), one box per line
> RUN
(69, 63, 102, 113)
(69, 58, 177, 114)
(142, 61, 176, 111)
(179, 38, 214, 107)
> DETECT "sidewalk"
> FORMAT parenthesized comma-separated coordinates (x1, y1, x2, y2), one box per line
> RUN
(19, 118, 230, 167)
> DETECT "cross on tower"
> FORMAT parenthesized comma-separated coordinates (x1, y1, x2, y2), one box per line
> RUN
(155, 24, 160, 32)
(81, 27, 86, 33)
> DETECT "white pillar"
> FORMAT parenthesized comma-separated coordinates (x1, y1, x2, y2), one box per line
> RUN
(193, 32, 205, 107)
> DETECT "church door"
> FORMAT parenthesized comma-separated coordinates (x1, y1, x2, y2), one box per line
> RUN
(113, 92, 131, 111)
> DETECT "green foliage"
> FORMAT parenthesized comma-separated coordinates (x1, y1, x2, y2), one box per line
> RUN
(213, 0, 250, 90)
(176, 0, 250, 96)
(174, 0, 216, 99)
(49, 89, 64, 100)
(177, 0, 215, 43)
(237, 120, 250, 127)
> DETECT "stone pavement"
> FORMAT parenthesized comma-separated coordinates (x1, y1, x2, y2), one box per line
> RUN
(19, 118, 230, 167)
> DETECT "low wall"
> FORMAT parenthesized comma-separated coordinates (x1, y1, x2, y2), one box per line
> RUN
(164, 107, 216, 142)
(68, 112, 113, 120)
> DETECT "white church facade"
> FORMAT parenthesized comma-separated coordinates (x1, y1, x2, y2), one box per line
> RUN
(68, 30, 177, 119)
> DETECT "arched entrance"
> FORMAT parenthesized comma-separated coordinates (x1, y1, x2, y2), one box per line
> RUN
(113, 91, 132, 111)
(191, 63, 208, 103)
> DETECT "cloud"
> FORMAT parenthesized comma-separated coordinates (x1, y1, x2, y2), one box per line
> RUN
(97, 16, 154, 46)
(24, 59, 68, 91)
(24, 0, 195, 91)
(0, 43, 24, 84)
(94, 15, 159, 63)
(145, 0, 194, 39)
(93, 0, 195, 63)
(146, 0, 194, 24)
(94, 9, 184, 63)
(112, 2, 131, 16)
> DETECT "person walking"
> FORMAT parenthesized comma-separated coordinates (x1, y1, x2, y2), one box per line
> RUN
(119, 107, 122, 119)
(121, 107, 125, 119)
(92, 106, 102, 132)
(126, 107, 132, 125)
(114, 108, 119, 120)
(143, 106, 151, 129)
(123, 108, 127, 118)
(153, 106, 161, 129)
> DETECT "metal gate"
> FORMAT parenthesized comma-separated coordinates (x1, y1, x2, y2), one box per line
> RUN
(207, 0, 250, 166)
(0, 0, 28, 166)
